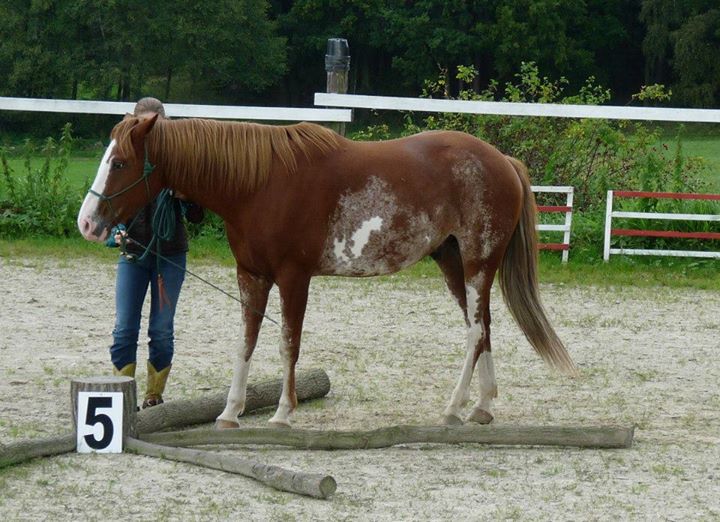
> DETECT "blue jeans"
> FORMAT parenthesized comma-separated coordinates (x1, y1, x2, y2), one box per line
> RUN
(110, 253, 186, 372)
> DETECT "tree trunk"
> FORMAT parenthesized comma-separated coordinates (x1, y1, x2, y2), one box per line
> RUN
(0, 435, 75, 469)
(135, 368, 331, 434)
(164, 67, 173, 101)
(141, 424, 635, 450)
(70, 376, 138, 439)
(125, 438, 336, 499)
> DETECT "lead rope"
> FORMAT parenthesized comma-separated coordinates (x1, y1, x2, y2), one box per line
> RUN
(142, 188, 175, 311)
(122, 233, 280, 326)
(123, 153, 173, 310)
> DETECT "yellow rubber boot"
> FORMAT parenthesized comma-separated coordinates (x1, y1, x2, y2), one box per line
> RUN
(113, 362, 137, 378)
(143, 361, 171, 409)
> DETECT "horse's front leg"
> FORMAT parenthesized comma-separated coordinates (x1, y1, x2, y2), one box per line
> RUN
(268, 272, 311, 428)
(216, 270, 272, 429)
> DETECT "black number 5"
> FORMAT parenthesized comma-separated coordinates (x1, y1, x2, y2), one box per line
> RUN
(84, 396, 114, 449)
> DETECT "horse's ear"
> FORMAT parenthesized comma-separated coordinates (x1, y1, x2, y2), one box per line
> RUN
(131, 113, 159, 139)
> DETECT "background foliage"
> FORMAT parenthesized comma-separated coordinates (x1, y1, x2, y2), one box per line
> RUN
(376, 63, 715, 257)
(1, 1, 718, 261)
(0, 0, 718, 122)
(0, 124, 80, 237)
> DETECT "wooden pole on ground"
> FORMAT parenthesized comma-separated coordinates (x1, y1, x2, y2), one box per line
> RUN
(0, 369, 330, 469)
(136, 368, 331, 434)
(141, 424, 635, 450)
(0, 434, 76, 468)
(125, 438, 336, 499)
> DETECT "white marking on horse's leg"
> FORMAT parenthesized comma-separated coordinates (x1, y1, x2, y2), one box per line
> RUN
(443, 285, 485, 423)
(443, 335, 477, 422)
(77, 139, 116, 240)
(349, 216, 383, 257)
(269, 329, 294, 427)
(216, 350, 252, 426)
(473, 351, 497, 413)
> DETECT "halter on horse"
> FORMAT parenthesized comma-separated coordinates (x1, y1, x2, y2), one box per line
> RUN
(78, 114, 577, 428)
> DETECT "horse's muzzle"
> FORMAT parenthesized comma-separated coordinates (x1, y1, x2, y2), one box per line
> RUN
(77, 215, 109, 242)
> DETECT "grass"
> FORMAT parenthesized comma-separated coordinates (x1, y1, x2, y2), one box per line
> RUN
(1, 156, 97, 196)
(656, 124, 720, 190)
(1, 235, 718, 290)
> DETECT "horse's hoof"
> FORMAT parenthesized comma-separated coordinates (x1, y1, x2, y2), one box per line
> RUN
(441, 413, 464, 426)
(466, 408, 493, 424)
(268, 420, 292, 430)
(215, 419, 240, 430)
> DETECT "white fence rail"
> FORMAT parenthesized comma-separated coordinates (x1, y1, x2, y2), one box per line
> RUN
(315, 92, 720, 123)
(0, 96, 352, 122)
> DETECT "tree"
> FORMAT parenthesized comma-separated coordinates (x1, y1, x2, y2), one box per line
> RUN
(0, 1, 76, 98)
(0, 0, 286, 103)
(640, 0, 720, 107)
(274, 0, 391, 104)
(378, 0, 640, 99)
(639, 0, 686, 86)
(672, 8, 720, 106)
(151, 0, 287, 103)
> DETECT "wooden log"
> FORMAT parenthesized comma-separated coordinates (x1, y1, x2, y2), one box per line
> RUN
(70, 376, 137, 439)
(136, 368, 331, 434)
(0, 434, 76, 469)
(0, 369, 330, 469)
(141, 424, 635, 450)
(124, 438, 337, 499)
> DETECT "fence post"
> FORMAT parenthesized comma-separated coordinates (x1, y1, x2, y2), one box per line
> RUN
(562, 189, 574, 263)
(603, 190, 614, 261)
(325, 38, 350, 135)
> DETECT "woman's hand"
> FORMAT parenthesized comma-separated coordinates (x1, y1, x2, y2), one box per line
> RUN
(114, 229, 129, 246)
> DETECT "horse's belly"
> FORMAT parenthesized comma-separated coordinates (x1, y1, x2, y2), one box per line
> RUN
(317, 177, 447, 276)
(318, 224, 436, 276)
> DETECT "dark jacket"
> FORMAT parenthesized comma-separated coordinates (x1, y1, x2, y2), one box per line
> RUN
(107, 197, 204, 256)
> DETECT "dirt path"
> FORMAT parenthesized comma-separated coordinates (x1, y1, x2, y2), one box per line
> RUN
(1, 256, 718, 520)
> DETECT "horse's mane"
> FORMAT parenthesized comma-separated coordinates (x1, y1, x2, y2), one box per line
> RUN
(111, 117, 341, 194)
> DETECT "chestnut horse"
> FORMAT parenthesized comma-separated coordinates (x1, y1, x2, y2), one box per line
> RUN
(78, 114, 576, 428)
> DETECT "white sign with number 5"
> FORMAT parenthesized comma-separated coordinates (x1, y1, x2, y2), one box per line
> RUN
(76, 391, 124, 453)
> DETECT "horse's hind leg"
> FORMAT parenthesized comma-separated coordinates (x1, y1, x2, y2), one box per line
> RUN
(431, 236, 469, 326)
(442, 261, 498, 425)
(216, 270, 272, 429)
(432, 237, 473, 424)
(465, 263, 499, 424)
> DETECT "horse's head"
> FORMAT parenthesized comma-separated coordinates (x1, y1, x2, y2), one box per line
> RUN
(77, 113, 161, 241)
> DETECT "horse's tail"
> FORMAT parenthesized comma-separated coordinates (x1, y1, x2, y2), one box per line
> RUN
(499, 156, 578, 377)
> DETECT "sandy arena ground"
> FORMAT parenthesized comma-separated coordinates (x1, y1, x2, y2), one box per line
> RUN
(0, 255, 718, 521)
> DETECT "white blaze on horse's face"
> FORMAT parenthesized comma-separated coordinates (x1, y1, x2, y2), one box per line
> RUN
(77, 139, 117, 242)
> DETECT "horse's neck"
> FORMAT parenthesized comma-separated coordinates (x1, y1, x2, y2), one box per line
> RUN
(149, 144, 229, 217)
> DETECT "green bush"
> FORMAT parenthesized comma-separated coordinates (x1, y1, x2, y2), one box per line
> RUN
(186, 211, 227, 241)
(0, 123, 228, 242)
(0, 124, 83, 237)
(399, 63, 716, 258)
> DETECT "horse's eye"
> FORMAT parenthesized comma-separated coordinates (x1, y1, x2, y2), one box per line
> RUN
(112, 161, 126, 170)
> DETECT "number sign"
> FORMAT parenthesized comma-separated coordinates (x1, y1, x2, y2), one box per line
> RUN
(76, 392, 124, 453)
